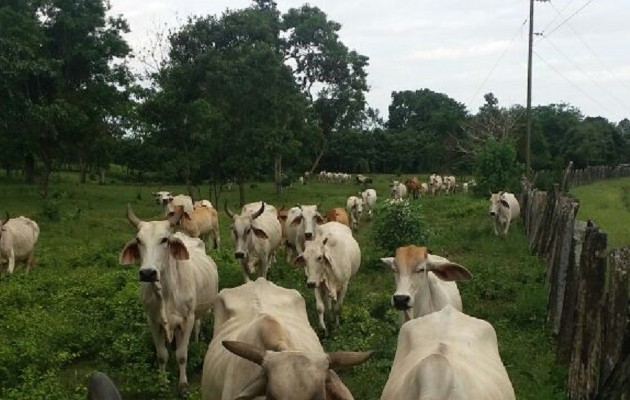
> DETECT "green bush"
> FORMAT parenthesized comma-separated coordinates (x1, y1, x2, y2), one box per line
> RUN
(473, 139, 524, 195)
(370, 200, 430, 255)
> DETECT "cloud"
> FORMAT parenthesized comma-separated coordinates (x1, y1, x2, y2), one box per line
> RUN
(404, 40, 512, 61)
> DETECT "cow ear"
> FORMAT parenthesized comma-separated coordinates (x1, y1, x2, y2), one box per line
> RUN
(169, 238, 189, 260)
(326, 370, 353, 400)
(292, 254, 305, 268)
(290, 216, 303, 226)
(119, 240, 140, 265)
(380, 257, 395, 271)
(234, 372, 267, 400)
(253, 228, 268, 239)
(322, 236, 336, 247)
(316, 214, 325, 224)
(426, 256, 472, 281)
(500, 199, 510, 208)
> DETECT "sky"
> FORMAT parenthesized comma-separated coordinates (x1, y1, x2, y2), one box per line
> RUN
(110, 0, 630, 123)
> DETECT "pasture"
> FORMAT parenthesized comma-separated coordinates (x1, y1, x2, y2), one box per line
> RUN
(571, 177, 630, 248)
(0, 173, 565, 399)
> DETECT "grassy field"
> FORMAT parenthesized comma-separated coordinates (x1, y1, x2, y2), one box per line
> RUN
(571, 177, 630, 248)
(0, 173, 565, 399)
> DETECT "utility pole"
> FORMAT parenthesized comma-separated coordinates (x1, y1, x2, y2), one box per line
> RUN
(526, 0, 534, 179)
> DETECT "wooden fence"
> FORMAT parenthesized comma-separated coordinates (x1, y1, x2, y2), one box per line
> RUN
(520, 178, 630, 399)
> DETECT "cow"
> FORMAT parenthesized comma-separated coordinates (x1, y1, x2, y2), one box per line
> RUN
(201, 277, 372, 400)
(285, 204, 325, 262)
(325, 207, 350, 227)
(380, 245, 471, 323)
(171, 204, 220, 249)
(87, 371, 122, 400)
(429, 174, 443, 196)
(380, 305, 516, 400)
(119, 204, 219, 395)
(462, 182, 469, 193)
(489, 191, 521, 237)
(356, 174, 373, 186)
(153, 191, 194, 217)
(224, 201, 282, 282)
(361, 188, 377, 219)
(405, 176, 421, 200)
(390, 181, 408, 200)
(0, 214, 40, 275)
(444, 175, 457, 195)
(420, 182, 429, 196)
(293, 222, 361, 333)
(346, 196, 363, 230)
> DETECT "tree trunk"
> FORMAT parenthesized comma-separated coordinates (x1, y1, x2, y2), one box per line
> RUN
(24, 153, 35, 184)
(274, 155, 282, 195)
(309, 138, 328, 174)
(79, 154, 87, 183)
(39, 153, 51, 198)
(99, 167, 106, 184)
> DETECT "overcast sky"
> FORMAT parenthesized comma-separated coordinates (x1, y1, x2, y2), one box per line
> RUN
(111, 0, 630, 123)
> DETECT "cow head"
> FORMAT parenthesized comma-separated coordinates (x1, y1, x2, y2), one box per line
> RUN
(152, 191, 173, 206)
(380, 245, 471, 313)
(489, 192, 509, 217)
(225, 202, 267, 260)
(0, 211, 9, 236)
(293, 236, 337, 289)
(223, 340, 371, 400)
(119, 204, 188, 283)
(348, 197, 363, 218)
(292, 204, 325, 241)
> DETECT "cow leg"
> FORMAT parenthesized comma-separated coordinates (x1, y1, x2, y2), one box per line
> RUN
(333, 285, 349, 327)
(313, 287, 327, 333)
(174, 317, 195, 395)
(26, 251, 35, 271)
(503, 219, 511, 236)
(147, 321, 168, 371)
(213, 231, 220, 250)
(492, 220, 499, 236)
(193, 319, 202, 342)
(6, 251, 15, 275)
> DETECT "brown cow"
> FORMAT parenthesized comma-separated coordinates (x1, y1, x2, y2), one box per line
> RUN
(325, 207, 350, 227)
(405, 176, 421, 200)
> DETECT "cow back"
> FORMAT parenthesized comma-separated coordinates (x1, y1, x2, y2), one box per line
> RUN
(1, 217, 39, 259)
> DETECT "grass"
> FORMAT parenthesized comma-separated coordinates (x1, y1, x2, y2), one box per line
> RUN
(0, 172, 565, 399)
(570, 177, 630, 248)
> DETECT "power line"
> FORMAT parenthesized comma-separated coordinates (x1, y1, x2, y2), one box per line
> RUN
(540, 36, 630, 115)
(539, 0, 594, 40)
(533, 50, 611, 112)
(538, 0, 577, 39)
(466, 19, 528, 110)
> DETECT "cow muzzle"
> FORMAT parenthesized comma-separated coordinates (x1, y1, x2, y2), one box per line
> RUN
(139, 268, 158, 283)
(392, 294, 411, 310)
(306, 281, 318, 289)
(489, 211, 496, 217)
(234, 251, 245, 259)
(305, 232, 313, 240)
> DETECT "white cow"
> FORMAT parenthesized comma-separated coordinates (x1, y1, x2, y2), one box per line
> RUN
(489, 191, 521, 237)
(380, 245, 471, 323)
(444, 175, 456, 195)
(346, 195, 363, 230)
(119, 205, 219, 395)
(380, 305, 516, 400)
(0, 215, 40, 275)
(285, 204, 324, 264)
(201, 278, 372, 400)
(293, 222, 361, 333)
(390, 181, 408, 200)
(194, 199, 214, 209)
(225, 201, 281, 282)
(362, 188, 377, 219)
(429, 174, 443, 196)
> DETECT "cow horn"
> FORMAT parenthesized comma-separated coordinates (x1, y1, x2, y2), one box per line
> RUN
(296, 203, 302, 209)
(167, 207, 184, 226)
(279, 204, 285, 211)
(126, 204, 142, 227)
(328, 351, 373, 369)
(223, 341, 265, 365)
(251, 202, 265, 220)
(224, 201, 235, 219)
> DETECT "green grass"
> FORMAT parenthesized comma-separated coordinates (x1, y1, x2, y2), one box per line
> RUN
(570, 177, 630, 248)
(0, 173, 565, 399)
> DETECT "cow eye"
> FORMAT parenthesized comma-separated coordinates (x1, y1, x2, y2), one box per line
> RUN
(160, 237, 168, 244)
(317, 255, 323, 262)
(136, 237, 142, 245)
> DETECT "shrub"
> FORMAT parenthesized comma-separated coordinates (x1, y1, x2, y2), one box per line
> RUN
(370, 200, 430, 255)
(473, 138, 524, 195)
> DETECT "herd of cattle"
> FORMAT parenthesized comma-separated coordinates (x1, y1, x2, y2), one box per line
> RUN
(0, 176, 523, 400)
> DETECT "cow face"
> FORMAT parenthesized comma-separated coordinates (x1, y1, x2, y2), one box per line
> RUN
(292, 205, 324, 241)
(119, 205, 188, 283)
(153, 191, 173, 206)
(226, 202, 267, 260)
(223, 341, 371, 400)
(293, 236, 334, 289)
(489, 192, 509, 217)
(380, 245, 471, 313)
